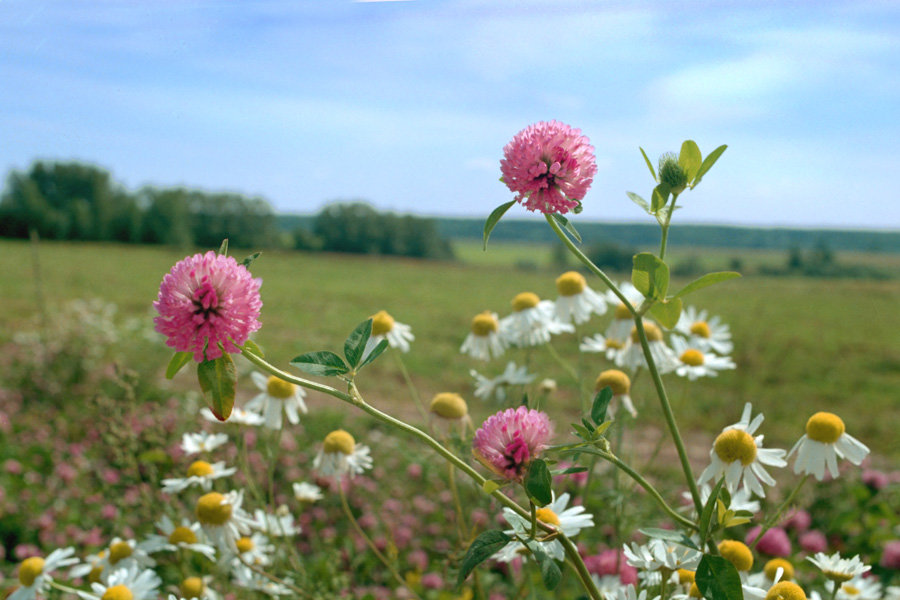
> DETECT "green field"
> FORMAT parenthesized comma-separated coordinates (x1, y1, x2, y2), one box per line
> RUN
(2, 238, 898, 465)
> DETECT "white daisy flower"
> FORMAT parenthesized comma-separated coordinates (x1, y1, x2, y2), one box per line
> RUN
(594, 369, 637, 418)
(9, 547, 78, 600)
(470, 362, 535, 403)
(615, 322, 680, 375)
(195, 490, 257, 552)
(77, 564, 161, 600)
(687, 483, 761, 516)
(494, 493, 594, 563)
(98, 537, 156, 572)
(174, 576, 221, 600)
(499, 292, 574, 347)
(363, 310, 414, 355)
(580, 332, 625, 361)
(292, 482, 323, 503)
(428, 392, 472, 437)
(201, 407, 265, 426)
(807, 552, 871, 583)
(162, 460, 236, 494)
(789, 412, 869, 481)
(884, 586, 900, 600)
(229, 532, 275, 567)
(613, 583, 653, 600)
(69, 550, 107, 584)
(675, 306, 734, 355)
(744, 564, 788, 600)
(591, 574, 628, 600)
(313, 430, 373, 479)
(670, 336, 736, 381)
(698, 403, 787, 497)
(181, 431, 228, 455)
(553, 271, 608, 325)
(460, 311, 507, 361)
(603, 282, 646, 345)
(141, 516, 217, 562)
(829, 576, 882, 600)
(246, 372, 308, 430)
(623, 538, 701, 572)
(252, 508, 299, 537)
(232, 564, 293, 596)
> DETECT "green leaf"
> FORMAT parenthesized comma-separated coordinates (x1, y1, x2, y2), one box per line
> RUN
(698, 477, 725, 545)
(591, 386, 613, 425)
(482, 480, 502, 494)
(679, 140, 702, 182)
(457, 530, 512, 587)
(571, 423, 593, 440)
(290, 351, 349, 377)
(344, 319, 373, 369)
(638, 528, 700, 551)
(550, 213, 582, 244)
(693, 144, 727, 187)
(649, 297, 683, 329)
(483, 200, 516, 250)
(217, 238, 229, 256)
(671, 272, 742, 299)
(524, 459, 552, 507)
(651, 182, 671, 213)
(197, 354, 237, 421)
(696, 555, 744, 600)
(522, 540, 562, 590)
(632, 252, 670, 300)
(640, 147, 658, 182)
(241, 252, 261, 269)
(358, 338, 389, 370)
(626, 192, 651, 213)
(558, 466, 588, 475)
(165, 351, 193, 379)
(241, 339, 265, 358)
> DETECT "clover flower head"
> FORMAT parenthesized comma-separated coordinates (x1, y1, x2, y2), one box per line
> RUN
(472, 406, 553, 480)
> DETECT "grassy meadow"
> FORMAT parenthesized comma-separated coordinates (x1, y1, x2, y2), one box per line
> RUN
(1, 237, 898, 466)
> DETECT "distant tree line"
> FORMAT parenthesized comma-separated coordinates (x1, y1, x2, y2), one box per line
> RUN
(0, 161, 453, 259)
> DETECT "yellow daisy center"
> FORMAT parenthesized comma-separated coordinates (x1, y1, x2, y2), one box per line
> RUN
(370, 310, 395, 336)
(187, 460, 214, 478)
(180, 577, 205, 598)
(631, 322, 663, 343)
(678, 569, 696, 585)
(18, 557, 45, 586)
(168, 525, 198, 545)
(88, 566, 104, 584)
(196, 492, 232, 526)
(614, 303, 632, 320)
(236, 536, 255, 554)
(765, 558, 795, 581)
(556, 271, 586, 296)
(471, 311, 498, 336)
(429, 392, 468, 419)
(266, 375, 296, 399)
(765, 581, 807, 600)
(606, 338, 624, 350)
(512, 292, 540, 312)
(595, 369, 631, 396)
(690, 321, 711, 338)
(714, 429, 758, 466)
(825, 570, 856, 584)
(680, 349, 705, 366)
(689, 583, 703, 598)
(535, 507, 560, 526)
(101, 585, 134, 600)
(323, 429, 355, 455)
(108, 541, 133, 565)
(842, 584, 860, 596)
(805, 412, 845, 444)
(718, 540, 754, 572)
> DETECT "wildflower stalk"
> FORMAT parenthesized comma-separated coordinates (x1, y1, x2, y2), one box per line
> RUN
(749, 474, 810, 551)
(544, 214, 704, 515)
(658, 194, 679, 261)
(49, 581, 86, 596)
(394, 352, 430, 424)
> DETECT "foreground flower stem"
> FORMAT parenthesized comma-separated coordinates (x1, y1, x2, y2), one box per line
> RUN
(49, 581, 86, 596)
(658, 194, 679, 261)
(544, 214, 704, 515)
(749, 475, 809, 551)
(394, 352, 430, 424)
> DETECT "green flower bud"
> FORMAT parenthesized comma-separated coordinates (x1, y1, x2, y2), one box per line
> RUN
(658, 153, 688, 194)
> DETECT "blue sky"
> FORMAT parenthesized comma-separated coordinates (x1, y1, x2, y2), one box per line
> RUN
(2, 0, 898, 228)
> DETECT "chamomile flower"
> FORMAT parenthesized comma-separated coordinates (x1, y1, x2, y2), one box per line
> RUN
(616, 322, 680, 375)
(98, 537, 156, 571)
(580, 332, 625, 361)
(765, 581, 808, 600)
(201, 407, 265, 426)
(623, 538, 701, 572)
(195, 490, 257, 552)
(460, 311, 507, 361)
(554, 271, 608, 325)
(688, 484, 761, 517)
(595, 369, 637, 418)
(162, 460, 236, 494)
(470, 362, 535, 403)
(675, 306, 733, 354)
(829, 576, 882, 600)
(603, 282, 646, 345)
(292, 482, 323, 504)
(246, 372, 308, 430)
(698, 403, 787, 497)
(670, 336, 735, 381)
(744, 566, 788, 600)
(789, 412, 869, 481)
(429, 392, 472, 436)
(807, 552, 871, 583)
(719, 540, 754, 574)
(499, 292, 573, 347)
(69, 550, 108, 584)
(176, 576, 221, 600)
(141, 516, 217, 561)
(252, 507, 299, 537)
(181, 432, 228, 455)
(494, 493, 594, 563)
(313, 430, 373, 479)
(363, 310, 414, 355)
(229, 532, 275, 567)
(233, 564, 293, 596)
(9, 547, 77, 600)
(77, 563, 161, 600)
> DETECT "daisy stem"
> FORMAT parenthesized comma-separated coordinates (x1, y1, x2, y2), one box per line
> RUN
(49, 581, 86, 595)
(544, 214, 704, 515)
(544, 341, 580, 389)
(749, 474, 809, 551)
(448, 461, 469, 542)
(394, 352, 430, 424)
(338, 483, 424, 600)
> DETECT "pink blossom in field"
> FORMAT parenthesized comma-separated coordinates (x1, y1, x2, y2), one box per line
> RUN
(358, 513, 377, 530)
(501, 120, 597, 214)
(408, 549, 428, 571)
(799, 530, 828, 553)
(154, 251, 262, 362)
(406, 463, 422, 479)
(55, 462, 78, 483)
(14, 544, 40, 559)
(862, 469, 890, 490)
(783, 509, 811, 532)
(421, 573, 443, 589)
(4, 459, 22, 474)
(394, 527, 413, 549)
(746, 526, 791, 556)
(881, 540, 900, 569)
(101, 504, 118, 520)
(470, 509, 489, 528)
(472, 406, 553, 480)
